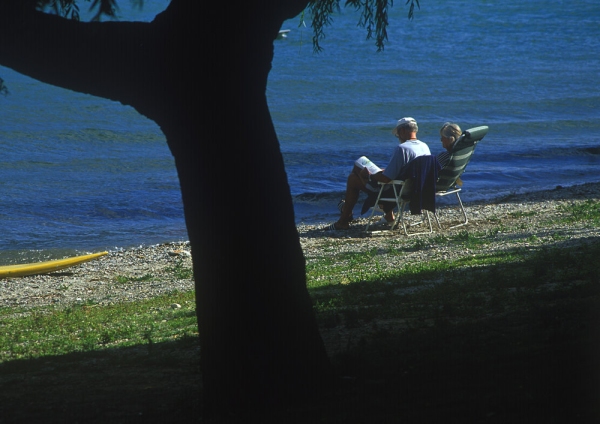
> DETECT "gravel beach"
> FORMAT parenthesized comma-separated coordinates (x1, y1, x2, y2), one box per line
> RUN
(2, 182, 600, 311)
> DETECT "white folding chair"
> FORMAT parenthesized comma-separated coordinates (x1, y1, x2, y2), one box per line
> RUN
(364, 179, 434, 236)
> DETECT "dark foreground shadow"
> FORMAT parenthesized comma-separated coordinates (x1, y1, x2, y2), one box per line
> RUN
(1, 310, 598, 423)
(319, 315, 600, 424)
(0, 337, 202, 423)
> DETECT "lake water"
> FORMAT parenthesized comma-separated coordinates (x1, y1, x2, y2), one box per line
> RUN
(0, 0, 599, 261)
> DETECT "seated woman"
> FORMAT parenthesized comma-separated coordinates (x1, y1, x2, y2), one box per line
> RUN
(437, 122, 462, 167)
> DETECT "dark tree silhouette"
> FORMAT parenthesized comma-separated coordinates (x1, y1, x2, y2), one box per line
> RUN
(0, 0, 417, 416)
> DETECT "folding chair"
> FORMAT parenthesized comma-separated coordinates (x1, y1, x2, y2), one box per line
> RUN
(364, 155, 441, 235)
(434, 126, 489, 229)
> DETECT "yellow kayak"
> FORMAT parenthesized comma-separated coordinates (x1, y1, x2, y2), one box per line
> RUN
(0, 251, 108, 278)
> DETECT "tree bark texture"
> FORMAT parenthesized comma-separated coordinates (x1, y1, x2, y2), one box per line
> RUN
(0, 0, 334, 416)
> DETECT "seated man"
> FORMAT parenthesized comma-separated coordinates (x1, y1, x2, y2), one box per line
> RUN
(327, 117, 431, 230)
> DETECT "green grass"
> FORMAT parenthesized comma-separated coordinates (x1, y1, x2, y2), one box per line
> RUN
(559, 199, 600, 224)
(509, 210, 538, 218)
(165, 259, 194, 280)
(0, 291, 197, 362)
(114, 273, 154, 284)
(306, 228, 525, 292)
(307, 233, 600, 329)
(113, 260, 194, 283)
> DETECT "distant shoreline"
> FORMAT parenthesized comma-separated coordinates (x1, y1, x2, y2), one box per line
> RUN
(3, 180, 600, 313)
(3, 180, 600, 259)
(298, 180, 600, 234)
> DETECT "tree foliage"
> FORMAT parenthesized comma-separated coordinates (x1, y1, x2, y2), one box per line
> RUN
(31, 0, 418, 49)
(34, 0, 144, 21)
(307, 0, 420, 51)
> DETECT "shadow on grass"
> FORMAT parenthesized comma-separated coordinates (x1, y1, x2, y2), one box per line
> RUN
(0, 337, 201, 423)
(320, 307, 600, 423)
(312, 238, 600, 423)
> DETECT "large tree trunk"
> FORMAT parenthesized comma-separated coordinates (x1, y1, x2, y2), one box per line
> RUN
(0, 0, 334, 417)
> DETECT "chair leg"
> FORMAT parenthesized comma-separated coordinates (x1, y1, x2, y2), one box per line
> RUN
(365, 189, 386, 232)
(366, 184, 403, 233)
(391, 186, 403, 231)
(364, 207, 377, 232)
(400, 207, 434, 236)
(425, 210, 433, 233)
(396, 201, 408, 235)
(433, 211, 442, 230)
(390, 212, 401, 232)
(447, 192, 468, 229)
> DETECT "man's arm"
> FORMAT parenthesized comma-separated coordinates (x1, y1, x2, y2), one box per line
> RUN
(381, 145, 409, 182)
(369, 171, 391, 184)
(356, 165, 391, 184)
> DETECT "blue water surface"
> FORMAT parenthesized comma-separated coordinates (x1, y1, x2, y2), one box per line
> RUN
(270, 0, 600, 222)
(0, 0, 598, 260)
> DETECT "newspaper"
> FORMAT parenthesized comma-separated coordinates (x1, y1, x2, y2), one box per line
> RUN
(355, 156, 382, 174)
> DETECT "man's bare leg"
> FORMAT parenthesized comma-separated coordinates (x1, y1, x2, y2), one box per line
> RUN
(331, 170, 367, 229)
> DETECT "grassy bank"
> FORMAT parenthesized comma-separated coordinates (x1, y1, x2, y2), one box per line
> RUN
(0, 197, 599, 422)
(3, 231, 598, 365)
(0, 291, 197, 361)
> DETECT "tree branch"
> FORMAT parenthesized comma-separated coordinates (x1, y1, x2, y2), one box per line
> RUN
(0, 7, 169, 116)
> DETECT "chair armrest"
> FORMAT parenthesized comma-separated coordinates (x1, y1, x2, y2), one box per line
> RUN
(378, 180, 405, 185)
